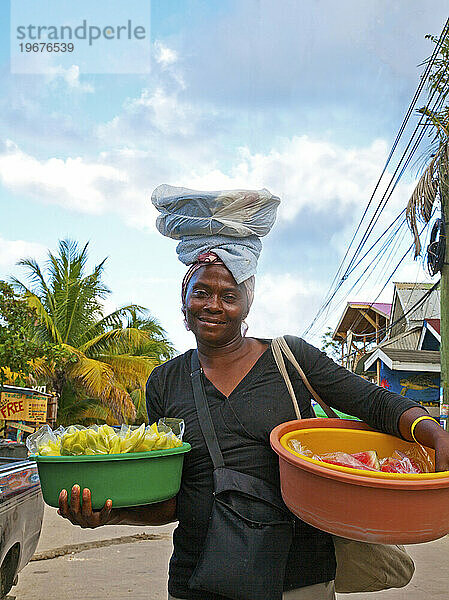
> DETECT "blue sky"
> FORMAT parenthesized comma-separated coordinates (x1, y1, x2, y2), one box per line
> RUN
(0, 1, 447, 352)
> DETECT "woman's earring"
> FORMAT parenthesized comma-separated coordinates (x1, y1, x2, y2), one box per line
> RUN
(241, 321, 249, 336)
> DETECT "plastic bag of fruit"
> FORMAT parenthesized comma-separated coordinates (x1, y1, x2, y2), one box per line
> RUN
(286, 439, 434, 474)
(26, 419, 184, 456)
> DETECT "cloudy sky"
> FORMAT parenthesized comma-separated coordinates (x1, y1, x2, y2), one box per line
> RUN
(0, 1, 446, 353)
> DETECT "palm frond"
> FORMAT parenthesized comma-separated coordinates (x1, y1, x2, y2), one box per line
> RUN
(68, 354, 115, 392)
(62, 398, 120, 426)
(81, 305, 146, 342)
(129, 388, 149, 424)
(14, 258, 55, 313)
(28, 356, 55, 379)
(66, 354, 136, 421)
(406, 152, 441, 257)
(98, 384, 136, 422)
(99, 354, 158, 388)
(11, 285, 63, 344)
(79, 327, 155, 355)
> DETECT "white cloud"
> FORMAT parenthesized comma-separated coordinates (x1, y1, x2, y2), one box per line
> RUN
(0, 140, 127, 215)
(247, 272, 325, 340)
(45, 65, 94, 93)
(0, 130, 416, 249)
(154, 41, 179, 67)
(187, 137, 390, 221)
(0, 236, 47, 272)
(97, 86, 215, 141)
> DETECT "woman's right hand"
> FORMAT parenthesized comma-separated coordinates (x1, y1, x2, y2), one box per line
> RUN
(58, 485, 113, 529)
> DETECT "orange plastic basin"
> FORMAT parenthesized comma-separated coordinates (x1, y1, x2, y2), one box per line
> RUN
(270, 419, 449, 544)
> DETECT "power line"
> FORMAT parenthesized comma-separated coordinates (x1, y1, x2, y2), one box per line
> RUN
(304, 20, 449, 338)
(339, 279, 440, 364)
(317, 20, 449, 314)
(335, 216, 437, 344)
(341, 19, 449, 277)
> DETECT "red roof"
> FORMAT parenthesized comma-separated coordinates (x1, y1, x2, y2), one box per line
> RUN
(426, 319, 441, 335)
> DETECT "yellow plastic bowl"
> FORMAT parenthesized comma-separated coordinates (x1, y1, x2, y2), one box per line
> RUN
(280, 427, 446, 480)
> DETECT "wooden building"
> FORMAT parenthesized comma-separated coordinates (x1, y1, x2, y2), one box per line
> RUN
(332, 302, 391, 371)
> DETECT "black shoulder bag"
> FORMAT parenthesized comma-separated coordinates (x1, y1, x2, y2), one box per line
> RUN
(188, 351, 295, 600)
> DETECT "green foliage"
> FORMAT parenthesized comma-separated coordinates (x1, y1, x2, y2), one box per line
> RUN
(425, 34, 449, 110)
(320, 327, 341, 361)
(418, 34, 449, 150)
(12, 239, 174, 424)
(0, 281, 38, 376)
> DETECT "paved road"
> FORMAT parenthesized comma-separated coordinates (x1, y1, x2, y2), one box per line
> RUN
(9, 506, 449, 599)
(11, 506, 175, 599)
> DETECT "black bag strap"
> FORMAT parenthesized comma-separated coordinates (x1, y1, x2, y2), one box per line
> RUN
(190, 350, 225, 469)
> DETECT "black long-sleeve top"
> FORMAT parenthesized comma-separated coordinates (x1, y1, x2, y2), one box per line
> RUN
(145, 336, 420, 600)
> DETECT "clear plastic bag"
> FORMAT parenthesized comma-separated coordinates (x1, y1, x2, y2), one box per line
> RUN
(287, 439, 319, 459)
(379, 449, 432, 474)
(152, 185, 280, 239)
(286, 440, 434, 474)
(27, 421, 185, 456)
(26, 424, 64, 456)
(319, 452, 378, 471)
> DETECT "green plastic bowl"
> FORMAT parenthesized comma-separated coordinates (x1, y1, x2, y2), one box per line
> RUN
(32, 443, 191, 509)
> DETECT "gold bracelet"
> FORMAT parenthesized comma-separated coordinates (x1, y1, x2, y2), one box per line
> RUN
(410, 415, 439, 443)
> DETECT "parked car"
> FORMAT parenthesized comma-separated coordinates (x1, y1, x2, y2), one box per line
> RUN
(0, 442, 44, 598)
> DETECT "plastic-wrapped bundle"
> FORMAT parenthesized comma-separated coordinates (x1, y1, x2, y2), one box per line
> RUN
(151, 185, 280, 239)
(151, 184, 280, 283)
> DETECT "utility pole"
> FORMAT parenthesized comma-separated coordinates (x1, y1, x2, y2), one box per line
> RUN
(405, 26, 449, 418)
(440, 144, 449, 409)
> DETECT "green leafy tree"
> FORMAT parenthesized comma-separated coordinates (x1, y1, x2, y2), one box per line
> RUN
(12, 239, 174, 424)
(320, 327, 341, 362)
(0, 281, 71, 386)
(0, 280, 39, 385)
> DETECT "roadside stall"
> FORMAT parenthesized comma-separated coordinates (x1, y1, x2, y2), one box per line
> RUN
(0, 386, 56, 442)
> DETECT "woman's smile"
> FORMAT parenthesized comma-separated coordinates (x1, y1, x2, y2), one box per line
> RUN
(197, 316, 227, 325)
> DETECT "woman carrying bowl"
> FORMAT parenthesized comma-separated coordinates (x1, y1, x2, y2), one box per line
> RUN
(59, 186, 449, 600)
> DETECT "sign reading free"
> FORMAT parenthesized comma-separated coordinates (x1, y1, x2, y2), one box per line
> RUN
(0, 391, 48, 422)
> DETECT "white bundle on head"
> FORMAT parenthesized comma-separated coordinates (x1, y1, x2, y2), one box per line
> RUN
(151, 184, 280, 284)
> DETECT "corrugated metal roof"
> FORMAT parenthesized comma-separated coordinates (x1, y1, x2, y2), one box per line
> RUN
(382, 328, 421, 350)
(397, 287, 440, 321)
(380, 348, 440, 364)
(390, 284, 440, 339)
(364, 348, 440, 372)
(371, 303, 392, 316)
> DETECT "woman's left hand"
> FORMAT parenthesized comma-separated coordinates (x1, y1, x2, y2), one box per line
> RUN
(399, 407, 449, 472)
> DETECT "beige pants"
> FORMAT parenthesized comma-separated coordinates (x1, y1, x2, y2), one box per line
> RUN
(168, 580, 336, 599)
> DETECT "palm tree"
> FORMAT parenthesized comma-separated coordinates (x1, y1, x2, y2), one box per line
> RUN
(12, 239, 174, 424)
(406, 29, 449, 406)
(406, 32, 449, 254)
